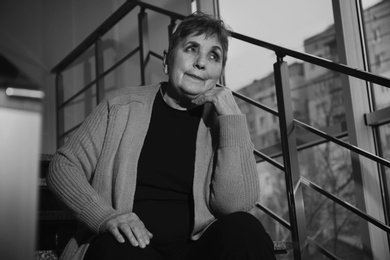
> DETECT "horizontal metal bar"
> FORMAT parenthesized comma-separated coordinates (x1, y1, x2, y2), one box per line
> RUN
(216, 82, 279, 116)
(52, 0, 390, 94)
(231, 31, 390, 88)
(301, 176, 390, 233)
(130, 0, 186, 21)
(51, 0, 185, 75)
(51, 1, 138, 73)
(217, 84, 282, 170)
(149, 50, 164, 60)
(296, 128, 348, 152)
(59, 122, 82, 140)
(365, 106, 390, 127)
(254, 148, 284, 171)
(254, 130, 347, 165)
(251, 122, 347, 165)
(307, 237, 340, 260)
(59, 81, 96, 110)
(101, 46, 140, 79)
(255, 202, 291, 230)
(294, 119, 390, 168)
(58, 47, 140, 110)
(232, 90, 279, 116)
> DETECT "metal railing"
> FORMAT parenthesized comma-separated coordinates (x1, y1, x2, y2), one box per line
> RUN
(51, 0, 390, 259)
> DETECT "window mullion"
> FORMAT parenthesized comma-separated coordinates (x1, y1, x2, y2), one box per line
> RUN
(332, 1, 389, 259)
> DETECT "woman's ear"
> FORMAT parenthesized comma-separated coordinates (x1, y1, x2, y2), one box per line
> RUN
(163, 50, 169, 75)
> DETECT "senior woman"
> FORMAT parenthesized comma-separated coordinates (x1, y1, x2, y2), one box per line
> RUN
(48, 12, 275, 260)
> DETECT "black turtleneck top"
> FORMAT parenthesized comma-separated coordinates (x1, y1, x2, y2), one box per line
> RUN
(133, 88, 203, 244)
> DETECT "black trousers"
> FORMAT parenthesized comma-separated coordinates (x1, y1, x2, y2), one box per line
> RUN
(84, 212, 276, 260)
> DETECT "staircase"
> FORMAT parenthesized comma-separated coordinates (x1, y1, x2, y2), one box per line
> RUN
(35, 153, 291, 260)
(46, 1, 390, 259)
(36, 154, 78, 259)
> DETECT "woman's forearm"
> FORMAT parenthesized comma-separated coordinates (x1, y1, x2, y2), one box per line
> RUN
(209, 115, 260, 215)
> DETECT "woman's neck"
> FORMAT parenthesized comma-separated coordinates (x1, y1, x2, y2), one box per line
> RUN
(160, 82, 197, 111)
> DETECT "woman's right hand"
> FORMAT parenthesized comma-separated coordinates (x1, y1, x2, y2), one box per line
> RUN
(99, 212, 153, 248)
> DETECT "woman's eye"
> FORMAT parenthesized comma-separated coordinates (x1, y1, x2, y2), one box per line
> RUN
(210, 52, 220, 62)
(185, 46, 196, 52)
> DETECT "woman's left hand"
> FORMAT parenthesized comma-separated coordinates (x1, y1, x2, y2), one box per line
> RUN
(191, 85, 242, 116)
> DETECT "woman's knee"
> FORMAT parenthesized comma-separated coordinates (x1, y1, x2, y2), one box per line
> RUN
(218, 212, 262, 231)
(211, 212, 270, 244)
(84, 234, 163, 260)
(190, 212, 276, 259)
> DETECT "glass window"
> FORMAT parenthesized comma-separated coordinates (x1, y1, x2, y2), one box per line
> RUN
(362, 0, 390, 227)
(218, 0, 377, 258)
(219, 0, 335, 92)
(361, 0, 390, 110)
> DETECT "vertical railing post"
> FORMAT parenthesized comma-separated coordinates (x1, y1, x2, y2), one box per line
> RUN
(95, 37, 105, 104)
(274, 55, 308, 260)
(56, 73, 64, 148)
(138, 8, 151, 85)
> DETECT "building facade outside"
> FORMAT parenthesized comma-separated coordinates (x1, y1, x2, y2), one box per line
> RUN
(236, 1, 390, 259)
(364, 1, 390, 215)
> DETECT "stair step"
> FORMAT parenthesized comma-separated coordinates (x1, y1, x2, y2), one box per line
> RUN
(273, 241, 292, 254)
(35, 241, 292, 260)
(38, 155, 292, 257)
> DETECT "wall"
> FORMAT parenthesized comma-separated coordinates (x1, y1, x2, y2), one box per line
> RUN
(0, 0, 191, 154)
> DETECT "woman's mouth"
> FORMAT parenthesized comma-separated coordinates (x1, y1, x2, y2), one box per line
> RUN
(186, 73, 205, 81)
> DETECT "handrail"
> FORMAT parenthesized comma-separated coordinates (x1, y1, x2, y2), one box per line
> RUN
(231, 31, 390, 88)
(51, 2, 390, 90)
(51, 1, 138, 73)
(254, 128, 348, 164)
(294, 119, 390, 168)
(232, 91, 279, 116)
(60, 123, 82, 140)
(255, 202, 291, 230)
(51, 0, 185, 74)
(301, 177, 390, 233)
(253, 148, 284, 171)
(307, 237, 339, 260)
(58, 46, 140, 110)
(130, 0, 186, 21)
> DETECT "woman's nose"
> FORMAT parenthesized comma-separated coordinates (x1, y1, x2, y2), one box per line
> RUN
(194, 55, 206, 70)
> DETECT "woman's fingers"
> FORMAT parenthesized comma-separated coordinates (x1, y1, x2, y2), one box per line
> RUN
(192, 86, 242, 116)
(119, 223, 140, 246)
(108, 225, 127, 243)
(103, 212, 153, 248)
(127, 219, 150, 248)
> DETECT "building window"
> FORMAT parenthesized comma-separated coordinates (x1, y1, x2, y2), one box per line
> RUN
(259, 116, 265, 127)
(273, 115, 277, 123)
(374, 28, 381, 43)
(375, 53, 384, 67)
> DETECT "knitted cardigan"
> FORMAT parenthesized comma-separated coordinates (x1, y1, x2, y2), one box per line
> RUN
(47, 83, 260, 260)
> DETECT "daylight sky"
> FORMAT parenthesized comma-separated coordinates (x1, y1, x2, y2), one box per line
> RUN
(219, 0, 382, 90)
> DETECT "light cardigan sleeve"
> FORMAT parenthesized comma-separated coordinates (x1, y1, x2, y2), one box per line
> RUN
(209, 114, 260, 216)
(47, 99, 118, 234)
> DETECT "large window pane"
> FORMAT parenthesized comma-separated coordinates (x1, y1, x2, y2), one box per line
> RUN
(362, 0, 390, 109)
(219, 0, 335, 92)
(378, 122, 390, 220)
(362, 0, 390, 225)
(219, 1, 369, 257)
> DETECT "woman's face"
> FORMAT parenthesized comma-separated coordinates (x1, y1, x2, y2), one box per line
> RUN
(167, 33, 224, 102)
